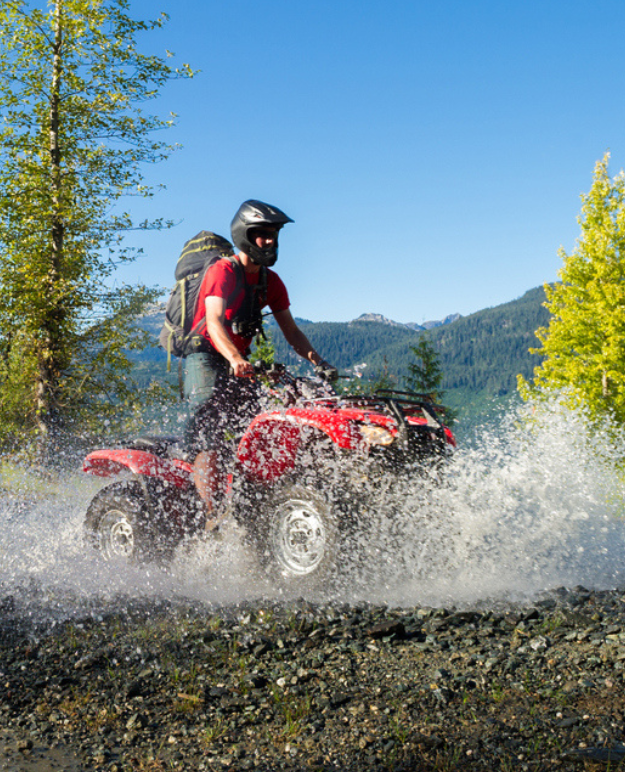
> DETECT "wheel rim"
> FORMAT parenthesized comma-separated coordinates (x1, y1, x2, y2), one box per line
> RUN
(99, 509, 135, 559)
(271, 498, 327, 576)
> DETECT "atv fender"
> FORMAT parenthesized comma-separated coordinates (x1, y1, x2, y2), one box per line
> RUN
(83, 449, 193, 488)
(237, 417, 302, 483)
(236, 410, 361, 484)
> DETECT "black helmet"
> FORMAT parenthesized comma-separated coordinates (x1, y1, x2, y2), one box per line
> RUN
(230, 199, 293, 266)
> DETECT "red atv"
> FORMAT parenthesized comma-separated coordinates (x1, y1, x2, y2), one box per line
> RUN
(82, 365, 456, 587)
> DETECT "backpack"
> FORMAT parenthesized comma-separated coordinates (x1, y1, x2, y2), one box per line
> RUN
(159, 231, 237, 368)
(159, 231, 268, 370)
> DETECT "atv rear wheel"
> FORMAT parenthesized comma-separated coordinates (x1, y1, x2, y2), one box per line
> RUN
(253, 483, 341, 589)
(85, 481, 171, 564)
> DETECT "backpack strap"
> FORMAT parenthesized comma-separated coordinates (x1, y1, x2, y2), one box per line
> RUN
(251, 266, 268, 340)
(184, 257, 268, 355)
(184, 255, 245, 349)
(162, 317, 178, 372)
(257, 265, 268, 305)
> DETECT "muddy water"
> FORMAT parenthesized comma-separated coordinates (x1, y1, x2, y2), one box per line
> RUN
(0, 728, 83, 772)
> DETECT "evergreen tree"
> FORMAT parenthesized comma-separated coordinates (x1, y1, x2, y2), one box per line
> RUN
(519, 153, 625, 423)
(344, 355, 396, 396)
(405, 334, 456, 423)
(371, 356, 396, 393)
(0, 0, 193, 451)
(406, 335, 444, 399)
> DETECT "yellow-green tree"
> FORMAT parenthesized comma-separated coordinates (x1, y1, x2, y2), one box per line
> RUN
(0, 0, 193, 452)
(520, 153, 625, 422)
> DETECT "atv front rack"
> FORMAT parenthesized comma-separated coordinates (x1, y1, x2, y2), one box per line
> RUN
(373, 389, 448, 414)
(265, 365, 452, 453)
(331, 390, 447, 450)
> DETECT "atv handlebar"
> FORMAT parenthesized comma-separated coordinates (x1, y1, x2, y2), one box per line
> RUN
(313, 361, 339, 383)
(252, 360, 340, 385)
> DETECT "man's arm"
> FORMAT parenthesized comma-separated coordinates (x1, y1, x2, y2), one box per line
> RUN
(205, 296, 254, 377)
(274, 308, 324, 366)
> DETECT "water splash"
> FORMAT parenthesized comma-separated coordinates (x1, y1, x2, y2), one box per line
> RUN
(372, 396, 625, 606)
(1, 395, 625, 620)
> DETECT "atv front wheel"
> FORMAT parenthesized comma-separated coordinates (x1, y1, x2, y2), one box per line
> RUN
(85, 481, 169, 564)
(253, 483, 341, 588)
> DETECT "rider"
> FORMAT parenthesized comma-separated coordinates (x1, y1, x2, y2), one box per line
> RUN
(185, 199, 337, 527)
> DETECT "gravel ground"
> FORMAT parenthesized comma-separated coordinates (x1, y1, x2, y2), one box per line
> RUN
(3, 587, 625, 771)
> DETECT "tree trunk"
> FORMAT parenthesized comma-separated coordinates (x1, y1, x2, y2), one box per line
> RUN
(35, 0, 65, 449)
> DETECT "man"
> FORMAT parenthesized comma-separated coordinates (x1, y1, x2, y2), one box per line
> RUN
(185, 199, 337, 527)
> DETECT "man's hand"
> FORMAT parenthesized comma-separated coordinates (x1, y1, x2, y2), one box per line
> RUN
(230, 356, 255, 378)
(314, 360, 339, 382)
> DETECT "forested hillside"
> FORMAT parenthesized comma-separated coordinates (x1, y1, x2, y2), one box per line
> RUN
(137, 286, 550, 423)
(427, 286, 549, 413)
(269, 286, 549, 414)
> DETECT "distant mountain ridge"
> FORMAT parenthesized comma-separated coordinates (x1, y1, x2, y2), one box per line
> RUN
(140, 307, 462, 333)
(345, 312, 463, 330)
(269, 287, 548, 418)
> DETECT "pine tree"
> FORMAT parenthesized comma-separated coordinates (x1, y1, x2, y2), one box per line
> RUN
(406, 335, 444, 399)
(520, 153, 625, 423)
(0, 0, 193, 451)
(405, 334, 456, 423)
(345, 355, 396, 396)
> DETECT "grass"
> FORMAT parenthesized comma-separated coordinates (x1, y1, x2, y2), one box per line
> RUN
(0, 459, 66, 498)
(203, 717, 228, 745)
(269, 686, 312, 742)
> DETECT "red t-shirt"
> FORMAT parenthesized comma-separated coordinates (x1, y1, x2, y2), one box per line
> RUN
(192, 257, 290, 354)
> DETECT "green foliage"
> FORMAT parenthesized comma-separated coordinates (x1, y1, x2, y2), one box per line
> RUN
(369, 356, 398, 392)
(405, 334, 458, 424)
(520, 153, 625, 423)
(0, 332, 39, 449)
(342, 356, 398, 396)
(405, 335, 444, 398)
(250, 329, 276, 367)
(0, 0, 193, 451)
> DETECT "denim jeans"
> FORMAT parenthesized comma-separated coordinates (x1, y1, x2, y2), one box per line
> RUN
(183, 351, 260, 457)
(183, 352, 222, 410)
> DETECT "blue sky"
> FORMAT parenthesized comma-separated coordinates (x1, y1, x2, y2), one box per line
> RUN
(117, 0, 625, 324)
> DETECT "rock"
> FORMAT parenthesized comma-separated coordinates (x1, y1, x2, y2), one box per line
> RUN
(367, 620, 406, 640)
(17, 738, 33, 752)
(125, 713, 145, 730)
(564, 746, 625, 763)
(4, 588, 625, 770)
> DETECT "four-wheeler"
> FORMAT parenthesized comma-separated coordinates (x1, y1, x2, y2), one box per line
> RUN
(82, 365, 456, 587)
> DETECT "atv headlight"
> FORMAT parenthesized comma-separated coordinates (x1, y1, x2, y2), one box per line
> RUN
(360, 424, 395, 446)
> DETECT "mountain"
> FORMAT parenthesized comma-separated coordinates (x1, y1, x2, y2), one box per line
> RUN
(268, 287, 549, 427)
(423, 287, 548, 418)
(135, 287, 549, 425)
(348, 312, 462, 331)
(353, 313, 411, 327)
(421, 313, 462, 330)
